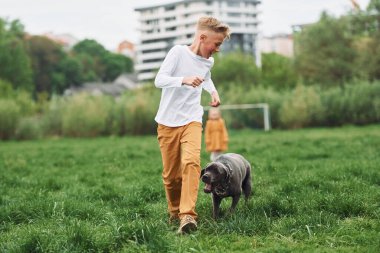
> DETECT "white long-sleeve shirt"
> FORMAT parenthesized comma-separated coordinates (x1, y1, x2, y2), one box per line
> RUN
(154, 45, 217, 127)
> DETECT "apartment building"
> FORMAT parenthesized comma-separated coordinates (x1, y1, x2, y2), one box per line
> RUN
(134, 0, 261, 82)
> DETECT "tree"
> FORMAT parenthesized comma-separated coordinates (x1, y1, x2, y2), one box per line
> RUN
(294, 12, 355, 86)
(72, 39, 108, 58)
(212, 51, 260, 90)
(261, 53, 297, 89)
(0, 18, 33, 92)
(72, 39, 107, 80)
(73, 39, 134, 82)
(74, 53, 99, 82)
(57, 55, 83, 88)
(367, 0, 380, 36)
(27, 36, 66, 95)
(348, 0, 380, 81)
(103, 53, 134, 81)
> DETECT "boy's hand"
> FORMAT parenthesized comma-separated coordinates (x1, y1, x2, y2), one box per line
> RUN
(182, 76, 204, 87)
(210, 91, 220, 107)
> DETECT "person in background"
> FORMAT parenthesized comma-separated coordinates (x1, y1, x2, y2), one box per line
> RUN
(205, 107, 229, 161)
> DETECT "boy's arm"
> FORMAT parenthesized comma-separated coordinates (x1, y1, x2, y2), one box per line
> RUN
(203, 72, 220, 107)
(154, 46, 183, 88)
(155, 46, 205, 88)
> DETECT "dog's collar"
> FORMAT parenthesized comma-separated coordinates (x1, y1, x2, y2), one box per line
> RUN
(225, 166, 233, 183)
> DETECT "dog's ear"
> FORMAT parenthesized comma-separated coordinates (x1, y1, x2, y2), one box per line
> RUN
(213, 162, 227, 175)
(216, 163, 228, 176)
(201, 163, 214, 178)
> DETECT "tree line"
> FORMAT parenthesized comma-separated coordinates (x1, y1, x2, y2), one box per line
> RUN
(212, 0, 380, 90)
(0, 1, 379, 139)
(0, 18, 133, 98)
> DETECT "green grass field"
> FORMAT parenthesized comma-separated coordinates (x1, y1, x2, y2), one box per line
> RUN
(1, 125, 379, 252)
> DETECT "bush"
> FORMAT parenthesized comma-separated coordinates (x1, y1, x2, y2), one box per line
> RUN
(2, 80, 379, 140)
(0, 99, 21, 140)
(61, 94, 110, 137)
(0, 79, 14, 98)
(15, 117, 42, 140)
(41, 96, 65, 136)
(117, 87, 159, 135)
(0, 79, 36, 116)
(14, 91, 36, 116)
(343, 82, 380, 125)
(279, 85, 323, 128)
(320, 81, 380, 126)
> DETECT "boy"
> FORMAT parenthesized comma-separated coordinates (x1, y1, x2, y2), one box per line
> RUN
(155, 16, 230, 234)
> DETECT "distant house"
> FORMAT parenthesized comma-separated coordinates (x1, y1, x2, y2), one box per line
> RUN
(259, 33, 294, 58)
(42, 32, 79, 51)
(117, 40, 136, 60)
(64, 73, 139, 97)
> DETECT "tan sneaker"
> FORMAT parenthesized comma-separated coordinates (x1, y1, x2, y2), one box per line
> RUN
(168, 213, 179, 225)
(177, 215, 197, 234)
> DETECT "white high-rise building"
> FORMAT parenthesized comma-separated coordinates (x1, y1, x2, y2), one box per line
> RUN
(135, 0, 261, 82)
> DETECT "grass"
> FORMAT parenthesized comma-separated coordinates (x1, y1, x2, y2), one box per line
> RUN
(0, 125, 379, 252)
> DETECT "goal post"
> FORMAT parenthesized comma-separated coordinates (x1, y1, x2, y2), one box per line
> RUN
(204, 103, 271, 131)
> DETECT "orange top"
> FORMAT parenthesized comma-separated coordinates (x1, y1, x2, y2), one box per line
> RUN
(204, 118, 228, 152)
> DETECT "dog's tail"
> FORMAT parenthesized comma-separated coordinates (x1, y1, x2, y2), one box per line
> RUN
(242, 164, 252, 201)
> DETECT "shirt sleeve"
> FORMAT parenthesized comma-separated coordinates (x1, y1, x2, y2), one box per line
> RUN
(202, 57, 217, 94)
(202, 71, 217, 94)
(154, 46, 183, 88)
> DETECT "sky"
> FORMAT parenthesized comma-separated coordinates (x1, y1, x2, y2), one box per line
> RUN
(0, 0, 371, 51)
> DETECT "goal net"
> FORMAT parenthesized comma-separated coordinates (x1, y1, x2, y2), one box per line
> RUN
(204, 103, 271, 131)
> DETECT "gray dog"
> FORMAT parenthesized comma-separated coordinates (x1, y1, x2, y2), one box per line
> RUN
(200, 153, 252, 218)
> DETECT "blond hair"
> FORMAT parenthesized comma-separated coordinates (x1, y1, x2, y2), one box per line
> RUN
(197, 16, 231, 39)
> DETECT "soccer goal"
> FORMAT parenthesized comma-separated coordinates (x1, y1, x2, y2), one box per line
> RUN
(204, 103, 271, 131)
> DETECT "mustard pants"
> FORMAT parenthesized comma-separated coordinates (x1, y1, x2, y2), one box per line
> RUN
(157, 122, 202, 219)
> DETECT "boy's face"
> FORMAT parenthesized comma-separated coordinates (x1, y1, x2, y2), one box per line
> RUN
(199, 31, 225, 59)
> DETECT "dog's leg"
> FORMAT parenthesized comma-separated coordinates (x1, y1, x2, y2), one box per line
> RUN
(229, 195, 241, 213)
(242, 165, 252, 201)
(212, 194, 222, 219)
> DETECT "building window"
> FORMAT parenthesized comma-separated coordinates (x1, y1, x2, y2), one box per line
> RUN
(227, 2, 240, 7)
(166, 27, 176, 31)
(165, 16, 176, 22)
(142, 49, 162, 54)
(228, 13, 241, 18)
(228, 23, 241, 28)
(246, 13, 257, 18)
(165, 5, 175, 11)
(143, 59, 162, 63)
(146, 19, 159, 25)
